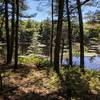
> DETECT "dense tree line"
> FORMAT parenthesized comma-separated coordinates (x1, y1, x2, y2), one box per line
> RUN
(0, 0, 99, 72)
(0, 0, 99, 99)
(52, 0, 100, 72)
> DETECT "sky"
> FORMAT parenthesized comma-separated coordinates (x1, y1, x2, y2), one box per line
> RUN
(24, 0, 99, 22)
(24, 0, 51, 21)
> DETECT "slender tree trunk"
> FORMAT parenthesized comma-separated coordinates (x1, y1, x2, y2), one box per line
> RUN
(66, 0, 72, 67)
(14, 0, 19, 70)
(54, 0, 64, 73)
(50, 0, 54, 66)
(77, 0, 84, 72)
(9, 0, 15, 63)
(0, 17, 4, 40)
(4, 0, 10, 64)
(61, 39, 64, 66)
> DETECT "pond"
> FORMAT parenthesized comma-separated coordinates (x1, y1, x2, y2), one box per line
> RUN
(62, 56, 100, 70)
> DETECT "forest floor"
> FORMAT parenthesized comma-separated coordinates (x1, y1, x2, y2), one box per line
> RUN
(0, 64, 65, 100)
(0, 64, 100, 100)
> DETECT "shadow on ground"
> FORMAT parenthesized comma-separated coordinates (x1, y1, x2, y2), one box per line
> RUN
(17, 89, 100, 100)
(12, 64, 33, 78)
(56, 68, 100, 100)
(0, 64, 32, 77)
(0, 64, 100, 100)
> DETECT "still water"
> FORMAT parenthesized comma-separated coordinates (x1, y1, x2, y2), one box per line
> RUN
(62, 56, 100, 70)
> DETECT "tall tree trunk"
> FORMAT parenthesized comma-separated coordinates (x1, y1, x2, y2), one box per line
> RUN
(66, 0, 72, 67)
(14, 0, 19, 70)
(4, 0, 10, 64)
(54, 0, 64, 73)
(77, 0, 84, 72)
(9, 0, 15, 63)
(0, 17, 4, 41)
(50, 0, 54, 66)
(61, 39, 64, 66)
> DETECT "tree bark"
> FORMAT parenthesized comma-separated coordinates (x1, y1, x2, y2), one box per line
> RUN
(61, 39, 64, 66)
(14, 0, 19, 70)
(54, 0, 64, 73)
(0, 17, 4, 41)
(77, 0, 84, 72)
(50, 0, 54, 66)
(66, 0, 72, 67)
(4, 0, 10, 64)
(9, 0, 15, 63)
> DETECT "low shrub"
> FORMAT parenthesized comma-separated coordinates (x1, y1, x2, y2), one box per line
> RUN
(18, 55, 50, 68)
(48, 67, 100, 98)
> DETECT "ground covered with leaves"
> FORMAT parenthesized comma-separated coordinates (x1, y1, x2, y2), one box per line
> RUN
(0, 63, 100, 100)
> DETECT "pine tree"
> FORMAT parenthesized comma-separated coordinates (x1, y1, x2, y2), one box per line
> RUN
(66, 0, 72, 67)
(77, 0, 84, 72)
(14, 0, 19, 70)
(54, 0, 64, 73)
(4, 0, 10, 64)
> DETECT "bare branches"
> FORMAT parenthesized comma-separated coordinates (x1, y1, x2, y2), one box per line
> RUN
(70, 0, 91, 13)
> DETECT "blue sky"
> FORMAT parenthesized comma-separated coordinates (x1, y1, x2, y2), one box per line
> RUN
(25, 0, 51, 21)
(25, 0, 99, 21)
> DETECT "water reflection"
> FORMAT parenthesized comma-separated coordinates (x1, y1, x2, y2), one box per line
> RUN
(63, 56, 100, 70)
(89, 56, 96, 63)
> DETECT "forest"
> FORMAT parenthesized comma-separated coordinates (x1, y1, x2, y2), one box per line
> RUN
(0, 0, 100, 99)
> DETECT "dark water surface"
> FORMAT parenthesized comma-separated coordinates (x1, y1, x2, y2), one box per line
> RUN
(62, 56, 100, 70)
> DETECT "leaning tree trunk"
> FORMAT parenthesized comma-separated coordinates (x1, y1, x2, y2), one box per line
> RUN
(54, 0, 64, 73)
(77, 0, 84, 72)
(14, 0, 19, 70)
(50, 0, 54, 66)
(4, 0, 10, 64)
(66, 0, 72, 67)
(9, 0, 15, 63)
